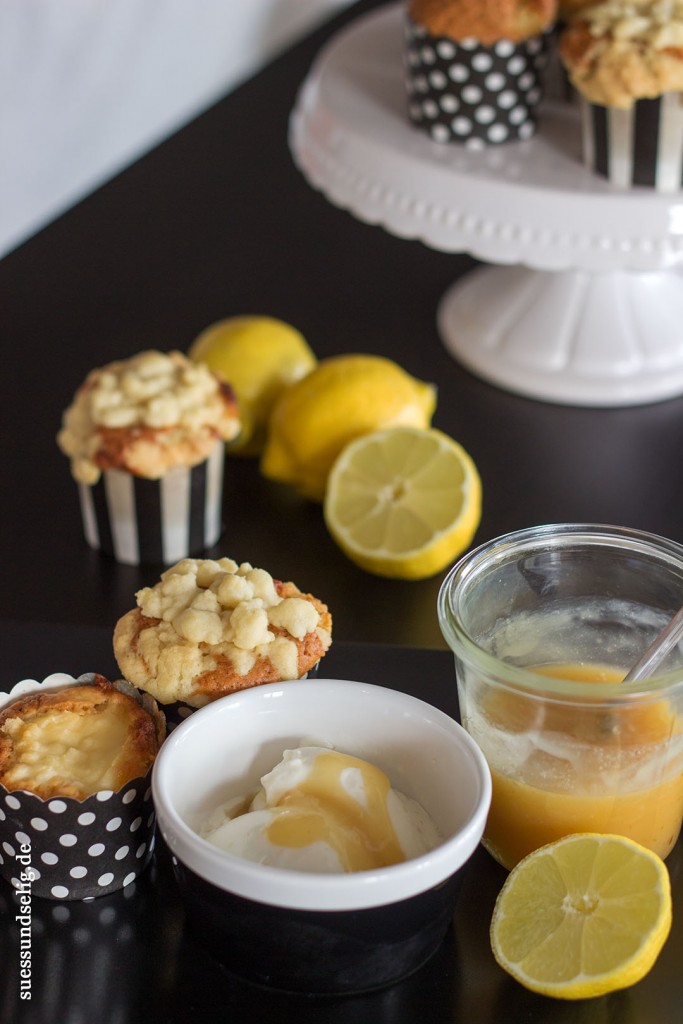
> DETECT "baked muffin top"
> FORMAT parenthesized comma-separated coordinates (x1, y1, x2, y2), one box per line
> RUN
(557, 0, 603, 18)
(560, 0, 683, 107)
(57, 349, 241, 484)
(113, 557, 333, 707)
(0, 676, 165, 800)
(408, 0, 557, 45)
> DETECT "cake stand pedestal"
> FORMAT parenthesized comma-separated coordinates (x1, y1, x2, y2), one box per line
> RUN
(289, 2, 683, 407)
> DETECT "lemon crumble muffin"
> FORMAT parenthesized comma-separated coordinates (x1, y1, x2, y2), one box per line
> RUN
(409, 0, 557, 46)
(560, 0, 683, 109)
(560, 0, 683, 188)
(57, 350, 241, 565)
(405, 0, 556, 146)
(0, 674, 165, 899)
(113, 557, 333, 708)
(57, 349, 240, 485)
(0, 676, 164, 800)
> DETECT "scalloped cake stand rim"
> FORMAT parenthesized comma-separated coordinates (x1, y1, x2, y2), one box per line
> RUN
(289, 2, 683, 405)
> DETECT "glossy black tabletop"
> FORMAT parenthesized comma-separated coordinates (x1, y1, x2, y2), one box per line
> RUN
(1, 0, 683, 1020)
(1, 0, 682, 651)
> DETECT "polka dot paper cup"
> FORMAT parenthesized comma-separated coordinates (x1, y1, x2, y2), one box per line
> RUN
(160, 700, 198, 734)
(404, 17, 551, 147)
(0, 673, 161, 901)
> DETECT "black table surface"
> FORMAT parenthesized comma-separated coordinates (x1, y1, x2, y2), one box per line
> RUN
(1, 0, 683, 1019)
(1, 626, 682, 1024)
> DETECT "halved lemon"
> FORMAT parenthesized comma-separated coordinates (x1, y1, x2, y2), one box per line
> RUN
(323, 426, 481, 580)
(490, 833, 672, 1000)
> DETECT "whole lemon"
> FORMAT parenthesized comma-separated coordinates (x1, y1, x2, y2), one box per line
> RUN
(189, 316, 317, 455)
(260, 354, 437, 501)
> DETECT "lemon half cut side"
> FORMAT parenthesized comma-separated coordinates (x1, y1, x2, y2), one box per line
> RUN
(490, 833, 673, 1001)
(323, 426, 482, 580)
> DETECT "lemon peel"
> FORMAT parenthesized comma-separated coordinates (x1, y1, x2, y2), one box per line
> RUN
(189, 316, 316, 455)
(260, 354, 437, 501)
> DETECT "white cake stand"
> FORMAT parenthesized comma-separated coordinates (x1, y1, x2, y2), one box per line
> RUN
(289, 2, 683, 406)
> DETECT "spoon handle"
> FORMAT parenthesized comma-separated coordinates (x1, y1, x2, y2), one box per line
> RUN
(622, 606, 683, 683)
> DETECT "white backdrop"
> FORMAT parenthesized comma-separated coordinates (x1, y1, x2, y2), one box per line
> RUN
(0, 0, 353, 258)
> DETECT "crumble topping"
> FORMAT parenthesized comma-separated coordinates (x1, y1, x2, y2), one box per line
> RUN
(582, 1, 683, 49)
(57, 350, 240, 483)
(114, 558, 332, 705)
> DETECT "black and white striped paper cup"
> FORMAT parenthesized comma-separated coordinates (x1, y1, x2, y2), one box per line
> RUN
(581, 93, 683, 191)
(78, 440, 224, 566)
(404, 17, 550, 147)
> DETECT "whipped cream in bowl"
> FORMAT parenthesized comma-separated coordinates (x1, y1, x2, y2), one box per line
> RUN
(151, 678, 491, 994)
(200, 745, 443, 873)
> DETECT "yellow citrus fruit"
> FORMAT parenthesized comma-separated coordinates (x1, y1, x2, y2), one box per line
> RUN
(490, 833, 672, 1000)
(260, 355, 437, 500)
(323, 426, 481, 579)
(189, 316, 316, 455)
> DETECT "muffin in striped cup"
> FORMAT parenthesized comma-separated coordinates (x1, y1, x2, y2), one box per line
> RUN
(57, 350, 240, 565)
(560, 0, 683, 190)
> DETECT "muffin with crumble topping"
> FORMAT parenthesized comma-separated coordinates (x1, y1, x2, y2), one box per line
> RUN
(405, 0, 556, 146)
(0, 673, 165, 899)
(57, 349, 241, 565)
(113, 557, 333, 726)
(560, 0, 683, 189)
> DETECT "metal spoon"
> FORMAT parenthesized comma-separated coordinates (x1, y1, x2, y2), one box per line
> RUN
(622, 606, 683, 683)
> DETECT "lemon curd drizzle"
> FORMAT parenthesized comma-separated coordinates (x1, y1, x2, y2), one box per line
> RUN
(265, 750, 406, 871)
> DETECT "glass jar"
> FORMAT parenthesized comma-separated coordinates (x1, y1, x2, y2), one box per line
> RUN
(438, 523, 683, 869)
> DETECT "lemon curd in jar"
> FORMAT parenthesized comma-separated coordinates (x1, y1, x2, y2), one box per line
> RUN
(477, 663, 683, 870)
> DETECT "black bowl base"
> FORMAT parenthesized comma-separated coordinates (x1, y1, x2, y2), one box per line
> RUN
(174, 860, 462, 996)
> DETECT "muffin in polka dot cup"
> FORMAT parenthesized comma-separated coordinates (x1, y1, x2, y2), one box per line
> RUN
(0, 673, 165, 900)
(405, 0, 557, 147)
